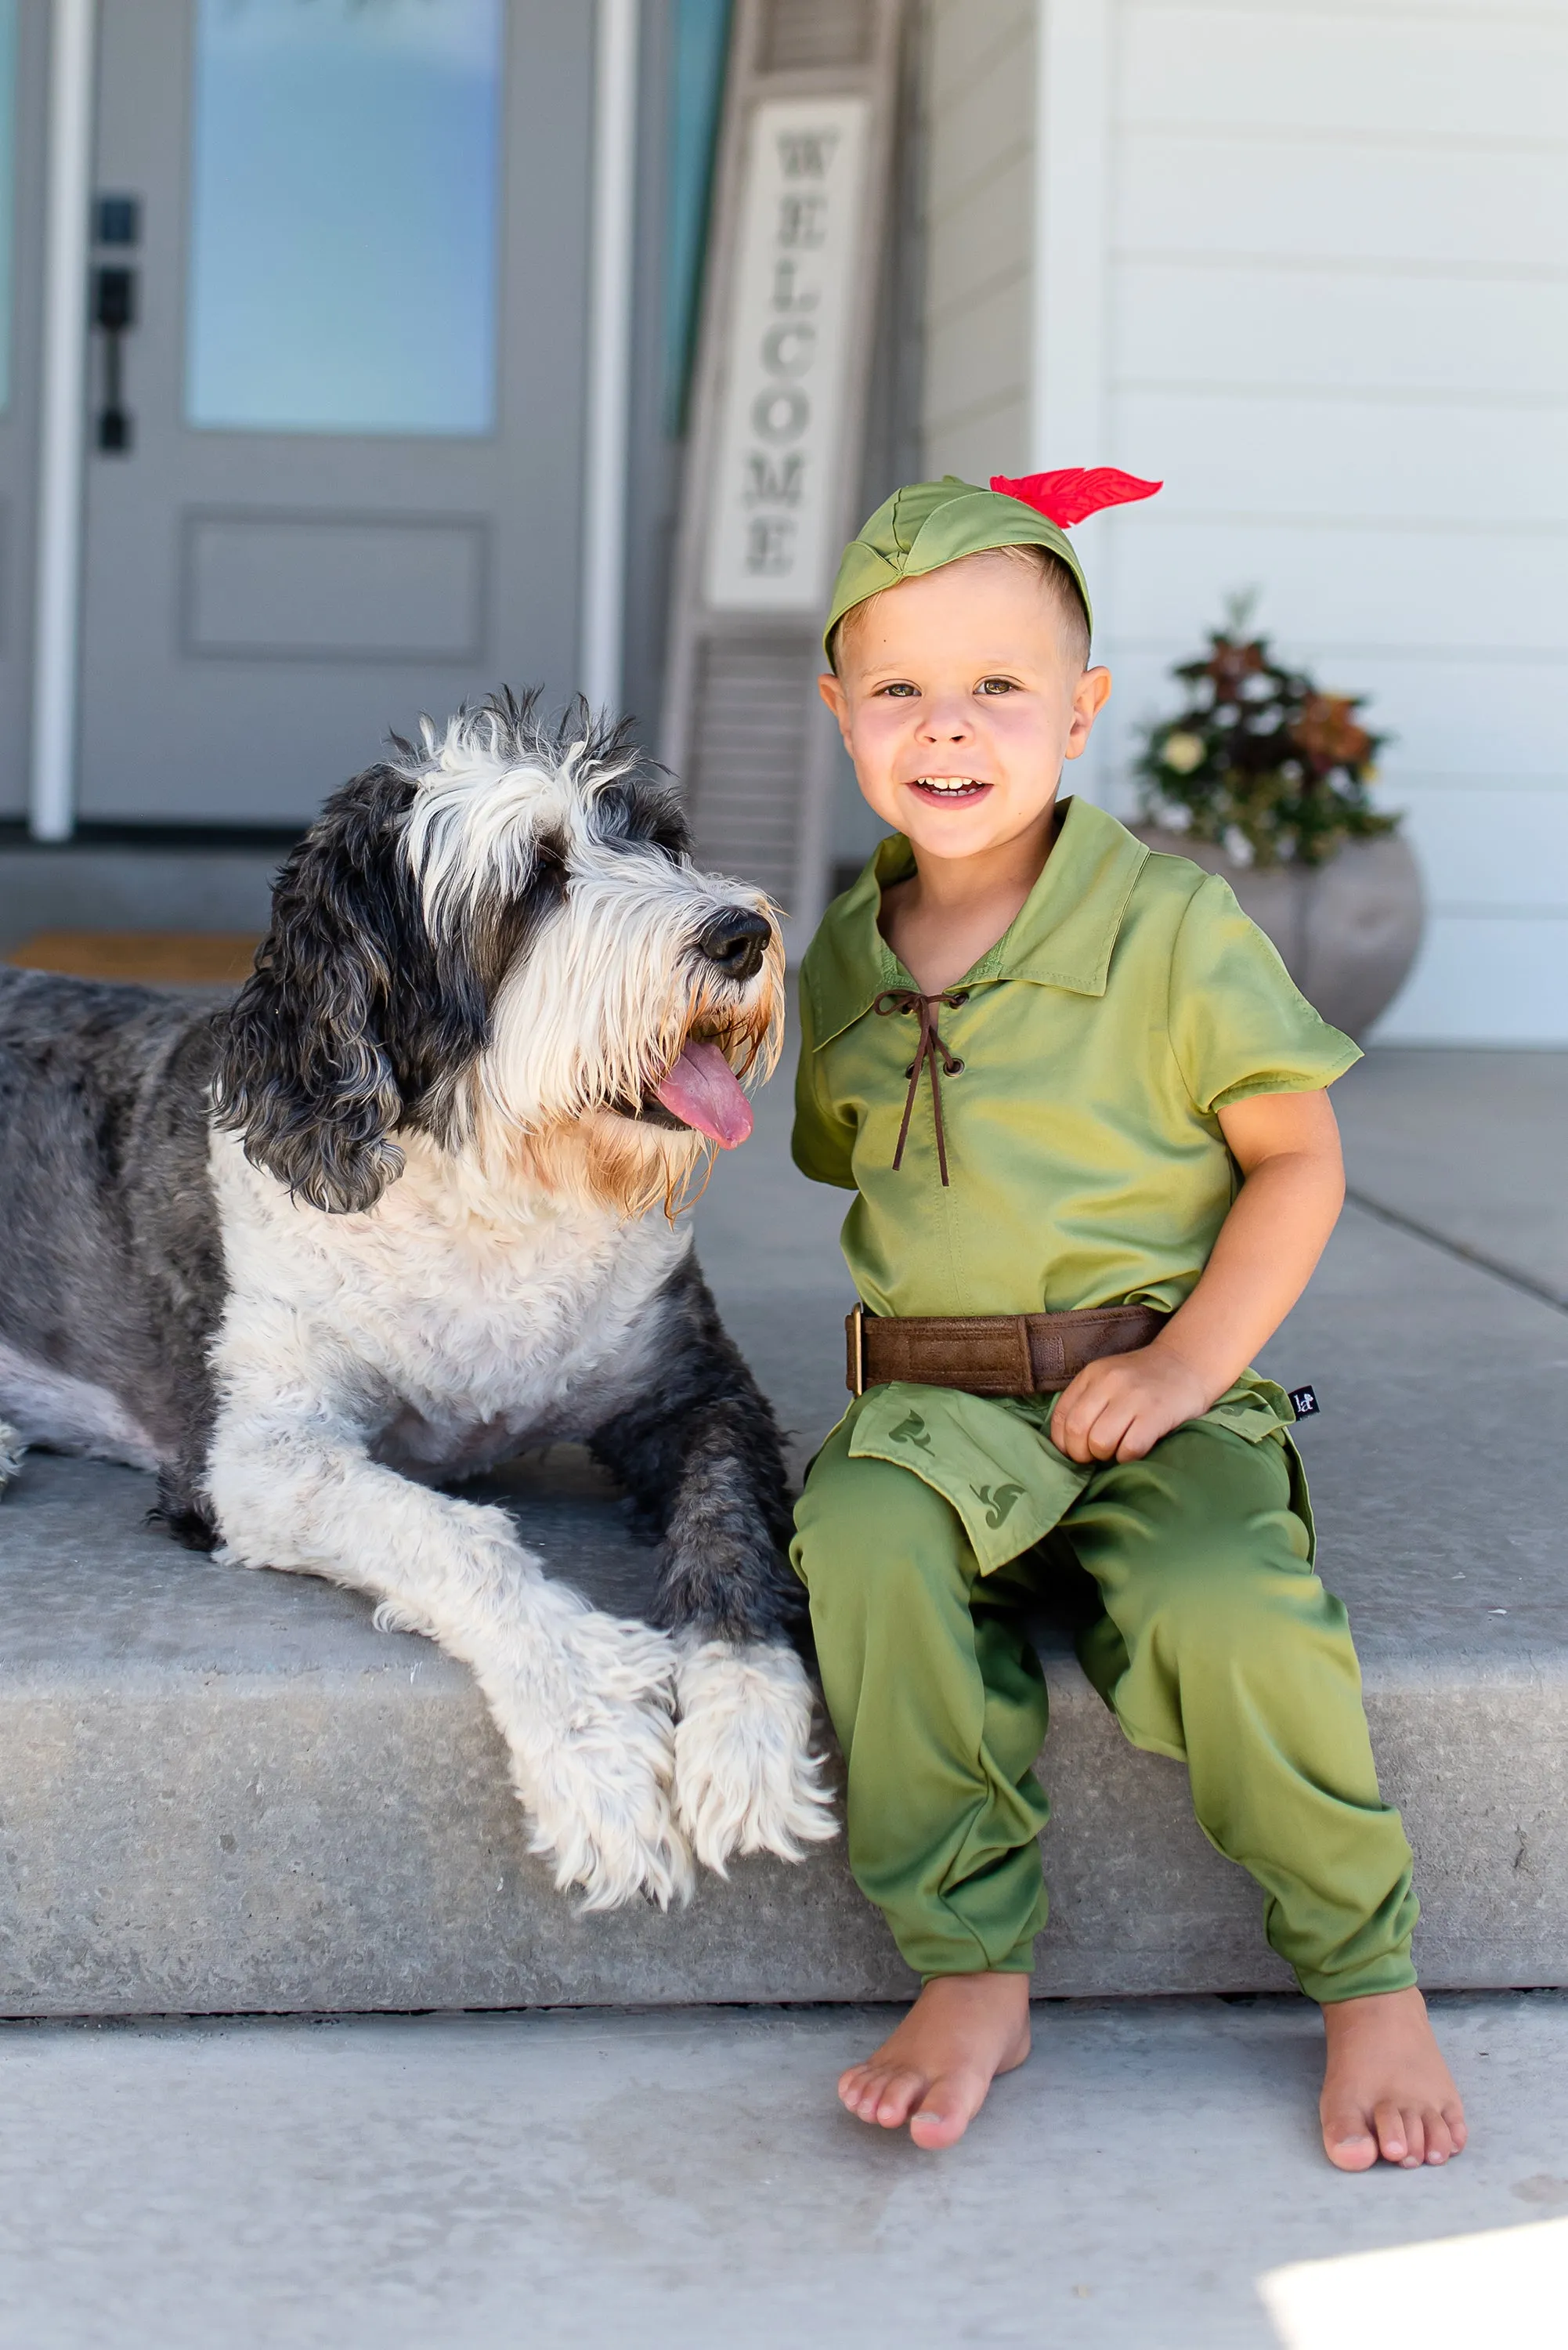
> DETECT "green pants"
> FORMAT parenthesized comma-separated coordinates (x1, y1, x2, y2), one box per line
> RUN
(791, 1410, 1417, 2002)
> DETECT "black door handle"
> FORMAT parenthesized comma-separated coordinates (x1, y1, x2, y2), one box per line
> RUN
(92, 255, 138, 454)
(94, 266, 135, 334)
(92, 193, 141, 454)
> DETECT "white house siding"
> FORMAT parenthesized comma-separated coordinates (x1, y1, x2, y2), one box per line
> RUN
(921, 0, 1037, 481)
(923, 0, 1568, 1043)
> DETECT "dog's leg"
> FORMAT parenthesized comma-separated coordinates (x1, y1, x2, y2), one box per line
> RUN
(662, 1416, 839, 1875)
(0, 1419, 24, 1496)
(589, 1259, 837, 1875)
(207, 1406, 692, 1909)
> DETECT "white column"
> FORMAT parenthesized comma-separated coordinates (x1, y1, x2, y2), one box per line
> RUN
(580, 0, 641, 720)
(1031, 0, 1111, 470)
(29, 0, 97, 841)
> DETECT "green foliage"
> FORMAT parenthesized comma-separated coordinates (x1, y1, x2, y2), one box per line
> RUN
(1134, 599, 1397, 868)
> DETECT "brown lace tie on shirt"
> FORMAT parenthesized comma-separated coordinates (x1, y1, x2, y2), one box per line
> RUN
(874, 989, 967, 1187)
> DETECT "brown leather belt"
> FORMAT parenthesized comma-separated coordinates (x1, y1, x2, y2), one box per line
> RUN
(846, 1302, 1168, 1398)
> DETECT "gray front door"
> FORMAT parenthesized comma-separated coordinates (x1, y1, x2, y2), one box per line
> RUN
(77, 0, 594, 826)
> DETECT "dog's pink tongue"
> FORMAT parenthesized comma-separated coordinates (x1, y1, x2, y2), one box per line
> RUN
(654, 1038, 753, 1148)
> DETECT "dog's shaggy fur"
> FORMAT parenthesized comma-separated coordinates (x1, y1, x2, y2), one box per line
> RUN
(0, 694, 835, 1907)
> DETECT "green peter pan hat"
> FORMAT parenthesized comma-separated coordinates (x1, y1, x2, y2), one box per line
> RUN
(823, 468, 1162, 658)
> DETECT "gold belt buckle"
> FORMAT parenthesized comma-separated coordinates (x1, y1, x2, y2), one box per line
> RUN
(849, 1300, 865, 1397)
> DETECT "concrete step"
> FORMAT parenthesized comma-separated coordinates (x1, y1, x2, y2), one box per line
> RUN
(2, 1048, 1566, 2016)
(1, 1395, 1563, 2019)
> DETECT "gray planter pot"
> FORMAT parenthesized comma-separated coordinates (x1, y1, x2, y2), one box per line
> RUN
(1129, 824, 1424, 1041)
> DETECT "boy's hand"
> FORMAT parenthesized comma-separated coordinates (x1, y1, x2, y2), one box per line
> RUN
(1049, 1345, 1212, 1465)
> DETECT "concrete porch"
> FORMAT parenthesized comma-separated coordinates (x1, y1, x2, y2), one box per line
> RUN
(0, 1046, 1563, 2015)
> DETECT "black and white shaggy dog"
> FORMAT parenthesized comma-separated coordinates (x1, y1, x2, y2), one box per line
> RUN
(0, 693, 835, 1908)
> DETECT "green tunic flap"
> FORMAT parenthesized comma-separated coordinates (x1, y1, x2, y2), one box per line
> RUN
(1204, 1372, 1298, 1443)
(843, 1371, 1300, 1574)
(846, 1383, 1090, 1572)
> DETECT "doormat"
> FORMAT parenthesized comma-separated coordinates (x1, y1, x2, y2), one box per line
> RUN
(3, 931, 262, 985)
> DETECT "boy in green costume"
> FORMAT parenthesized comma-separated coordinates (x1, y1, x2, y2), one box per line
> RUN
(789, 468, 1466, 2167)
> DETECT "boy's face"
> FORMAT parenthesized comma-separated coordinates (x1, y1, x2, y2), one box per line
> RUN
(818, 551, 1111, 865)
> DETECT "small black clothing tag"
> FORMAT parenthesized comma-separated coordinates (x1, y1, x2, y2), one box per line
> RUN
(1288, 1385, 1321, 1421)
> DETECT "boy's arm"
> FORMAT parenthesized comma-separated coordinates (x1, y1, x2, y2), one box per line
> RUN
(1049, 1087, 1345, 1465)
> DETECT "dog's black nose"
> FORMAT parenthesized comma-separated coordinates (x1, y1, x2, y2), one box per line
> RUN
(696, 906, 772, 982)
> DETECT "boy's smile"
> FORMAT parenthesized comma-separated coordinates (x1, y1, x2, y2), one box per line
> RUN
(905, 776, 992, 804)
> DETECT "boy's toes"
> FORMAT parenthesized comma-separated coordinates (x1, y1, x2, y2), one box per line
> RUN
(1445, 2103, 1469, 2155)
(871, 2065, 929, 2128)
(909, 2094, 970, 2152)
(838, 2062, 927, 2129)
(838, 2064, 889, 2121)
(1374, 2101, 1413, 2165)
(1322, 2110, 1378, 2172)
(1422, 2110, 1455, 2165)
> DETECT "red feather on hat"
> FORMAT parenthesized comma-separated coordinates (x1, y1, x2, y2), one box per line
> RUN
(988, 468, 1162, 527)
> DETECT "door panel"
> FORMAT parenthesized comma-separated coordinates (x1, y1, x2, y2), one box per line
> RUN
(78, 0, 594, 825)
(181, 513, 490, 663)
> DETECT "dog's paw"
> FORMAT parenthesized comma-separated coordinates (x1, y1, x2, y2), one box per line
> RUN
(674, 1636, 839, 1875)
(0, 1421, 23, 1494)
(485, 1584, 695, 1913)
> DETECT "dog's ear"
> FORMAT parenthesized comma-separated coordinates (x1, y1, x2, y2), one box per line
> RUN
(213, 767, 423, 1214)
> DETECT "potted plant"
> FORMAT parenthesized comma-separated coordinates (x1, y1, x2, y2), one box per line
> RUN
(1130, 602, 1422, 1038)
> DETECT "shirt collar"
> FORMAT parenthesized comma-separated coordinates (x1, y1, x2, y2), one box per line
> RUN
(803, 796, 1150, 1049)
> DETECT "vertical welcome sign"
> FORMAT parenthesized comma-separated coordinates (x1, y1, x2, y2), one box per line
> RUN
(662, 0, 903, 942)
(705, 98, 870, 614)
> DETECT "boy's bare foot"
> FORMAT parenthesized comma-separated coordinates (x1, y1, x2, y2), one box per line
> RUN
(837, 1972, 1031, 2150)
(1320, 1986, 1468, 2171)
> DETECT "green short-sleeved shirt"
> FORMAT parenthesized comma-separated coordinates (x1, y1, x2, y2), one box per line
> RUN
(792, 797, 1360, 1568)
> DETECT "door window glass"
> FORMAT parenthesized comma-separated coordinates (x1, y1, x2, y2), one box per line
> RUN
(0, 0, 16, 414)
(185, 0, 503, 436)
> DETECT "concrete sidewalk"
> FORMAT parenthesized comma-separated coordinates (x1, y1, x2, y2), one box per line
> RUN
(3, 1993, 1567, 2350)
(1333, 1048, 1568, 1309)
(0, 1047, 1563, 2013)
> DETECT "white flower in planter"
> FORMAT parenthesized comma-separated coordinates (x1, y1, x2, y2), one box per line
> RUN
(1160, 730, 1205, 775)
